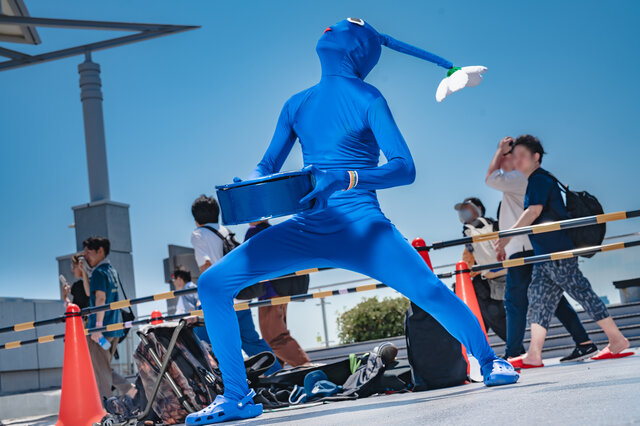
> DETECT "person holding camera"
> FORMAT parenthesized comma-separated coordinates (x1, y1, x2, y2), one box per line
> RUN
(454, 197, 507, 342)
(61, 253, 91, 310)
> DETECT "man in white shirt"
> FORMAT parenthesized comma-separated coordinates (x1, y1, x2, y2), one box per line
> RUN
(486, 136, 594, 362)
(190, 195, 281, 375)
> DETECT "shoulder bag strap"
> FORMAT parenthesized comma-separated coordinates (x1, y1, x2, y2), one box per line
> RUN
(113, 267, 134, 315)
(202, 225, 226, 241)
(537, 168, 569, 193)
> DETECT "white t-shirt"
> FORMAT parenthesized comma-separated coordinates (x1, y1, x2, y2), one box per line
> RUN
(486, 169, 533, 258)
(190, 223, 232, 268)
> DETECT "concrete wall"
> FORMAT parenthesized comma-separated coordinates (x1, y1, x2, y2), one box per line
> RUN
(0, 298, 65, 395)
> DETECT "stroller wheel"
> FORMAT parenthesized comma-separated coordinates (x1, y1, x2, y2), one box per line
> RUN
(96, 413, 117, 426)
(95, 413, 138, 426)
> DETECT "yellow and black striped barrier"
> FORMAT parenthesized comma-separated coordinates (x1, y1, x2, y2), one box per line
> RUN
(0, 207, 637, 336)
(437, 238, 640, 278)
(0, 210, 638, 337)
(2, 238, 639, 351)
(0, 267, 333, 335)
(1, 206, 638, 336)
(428, 208, 640, 250)
(0, 282, 389, 351)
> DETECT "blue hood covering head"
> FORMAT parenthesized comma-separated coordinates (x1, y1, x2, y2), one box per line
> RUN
(316, 18, 454, 81)
(316, 19, 382, 80)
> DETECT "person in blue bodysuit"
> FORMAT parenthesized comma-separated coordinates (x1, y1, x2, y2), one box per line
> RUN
(187, 18, 518, 425)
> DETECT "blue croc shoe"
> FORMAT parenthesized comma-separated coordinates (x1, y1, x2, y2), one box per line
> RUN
(482, 357, 520, 387)
(185, 389, 263, 425)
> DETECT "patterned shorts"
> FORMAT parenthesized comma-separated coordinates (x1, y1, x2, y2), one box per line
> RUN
(527, 257, 609, 329)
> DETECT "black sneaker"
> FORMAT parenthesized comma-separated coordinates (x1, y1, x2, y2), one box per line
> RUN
(560, 343, 598, 362)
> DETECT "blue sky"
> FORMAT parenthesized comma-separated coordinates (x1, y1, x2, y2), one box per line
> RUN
(1, 1, 639, 348)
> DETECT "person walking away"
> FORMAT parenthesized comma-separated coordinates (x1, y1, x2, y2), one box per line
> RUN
(190, 195, 281, 375)
(494, 135, 630, 367)
(486, 136, 595, 362)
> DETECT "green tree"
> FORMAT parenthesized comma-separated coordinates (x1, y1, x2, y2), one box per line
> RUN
(336, 296, 410, 344)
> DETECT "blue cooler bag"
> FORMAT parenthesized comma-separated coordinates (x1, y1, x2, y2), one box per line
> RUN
(216, 170, 315, 225)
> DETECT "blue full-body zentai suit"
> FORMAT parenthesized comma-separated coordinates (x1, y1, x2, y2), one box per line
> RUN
(193, 19, 515, 423)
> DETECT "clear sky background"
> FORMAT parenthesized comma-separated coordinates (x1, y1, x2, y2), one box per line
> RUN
(1, 1, 639, 349)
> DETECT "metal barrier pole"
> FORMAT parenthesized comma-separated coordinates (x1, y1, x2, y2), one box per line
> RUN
(320, 298, 330, 348)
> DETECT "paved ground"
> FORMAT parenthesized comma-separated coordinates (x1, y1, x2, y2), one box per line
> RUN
(240, 350, 640, 426)
(3, 350, 639, 425)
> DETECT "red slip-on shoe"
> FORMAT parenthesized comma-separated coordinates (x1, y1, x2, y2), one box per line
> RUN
(509, 357, 544, 369)
(591, 347, 634, 360)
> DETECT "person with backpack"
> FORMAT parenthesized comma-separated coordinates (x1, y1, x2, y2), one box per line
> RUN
(494, 135, 630, 368)
(190, 195, 281, 375)
(454, 197, 507, 342)
(486, 136, 595, 362)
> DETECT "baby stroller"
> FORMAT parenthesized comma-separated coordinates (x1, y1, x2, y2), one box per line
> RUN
(99, 319, 222, 425)
(100, 318, 276, 426)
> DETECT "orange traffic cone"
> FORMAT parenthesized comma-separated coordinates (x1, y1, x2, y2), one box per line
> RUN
(56, 304, 106, 426)
(455, 261, 487, 336)
(412, 238, 433, 270)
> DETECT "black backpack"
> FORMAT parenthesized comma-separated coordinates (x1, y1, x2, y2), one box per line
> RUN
(405, 302, 468, 390)
(540, 172, 606, 257)
(202, 226, 266, 299)
(202, 225, 241, 256)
